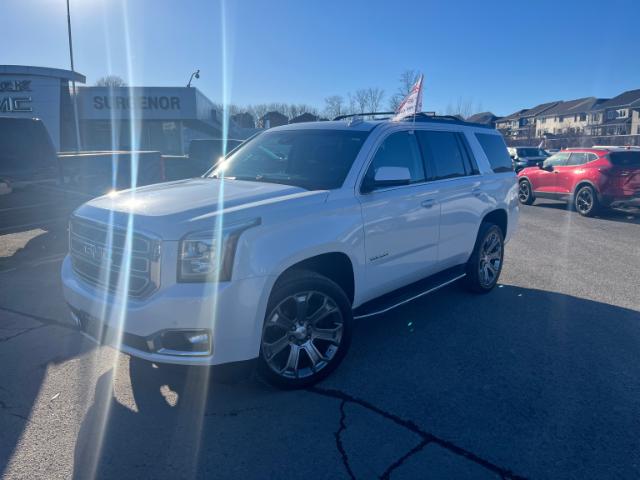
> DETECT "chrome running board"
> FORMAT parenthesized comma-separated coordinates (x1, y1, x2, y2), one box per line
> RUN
(353, 265, 466, 320)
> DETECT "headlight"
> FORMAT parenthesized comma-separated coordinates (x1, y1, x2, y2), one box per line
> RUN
(178, 218, 260, 282)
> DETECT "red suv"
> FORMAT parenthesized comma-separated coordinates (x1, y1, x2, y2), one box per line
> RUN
(517, 147, 640, 216)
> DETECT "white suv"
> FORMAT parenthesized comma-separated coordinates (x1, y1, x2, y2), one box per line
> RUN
(62, 114, 518, 388)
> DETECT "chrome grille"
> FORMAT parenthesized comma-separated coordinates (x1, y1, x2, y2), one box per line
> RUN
(69, 217, 160, 298)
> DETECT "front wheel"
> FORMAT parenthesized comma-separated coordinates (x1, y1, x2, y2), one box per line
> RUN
(464, 223, 504, 293)
(518, 179, 535, 205)
(258, 271, 352, 389)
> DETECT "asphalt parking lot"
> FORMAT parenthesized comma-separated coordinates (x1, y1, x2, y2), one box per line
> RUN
(1, 200, 639, 480)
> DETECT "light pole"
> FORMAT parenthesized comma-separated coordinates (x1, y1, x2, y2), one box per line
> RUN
(187, 69, 200, 88)
(66, 0, 81, 151)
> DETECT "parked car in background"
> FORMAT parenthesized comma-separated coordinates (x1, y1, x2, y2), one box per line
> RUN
(508, 146, 549, 172)
(517, 147, 640, 216)
(0, 117, 73, 229)
(0, 117, 169, 231)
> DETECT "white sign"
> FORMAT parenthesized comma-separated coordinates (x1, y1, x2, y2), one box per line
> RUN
(392, 74, 423, 122)
(79, 87, 198, 121)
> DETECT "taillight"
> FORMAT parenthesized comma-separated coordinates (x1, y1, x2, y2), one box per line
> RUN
(598, 156, 613, 174)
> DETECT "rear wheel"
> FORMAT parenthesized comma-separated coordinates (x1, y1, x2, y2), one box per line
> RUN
(574, 185, 600, 217)
(258, 271, 352, 389)
(518, 179, 535, 205)
(464, 223, 504, 293)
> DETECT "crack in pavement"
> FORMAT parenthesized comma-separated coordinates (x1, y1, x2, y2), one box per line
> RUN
(309, 386, 527, 480)
(334, 400, 356, 480)
(380, 438, 430, 480)
(0, 399, 29, 423)
(0, 324, 47, 343)
(203, 406, 263, 418)
(0, 305, 72, 329)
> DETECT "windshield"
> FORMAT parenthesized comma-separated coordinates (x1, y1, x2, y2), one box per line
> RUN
(517, 148, 548, 157)
(210, 129, 369, 190)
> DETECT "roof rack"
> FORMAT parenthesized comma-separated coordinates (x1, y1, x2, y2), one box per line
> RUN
(332, 111, 493, 129)
(333, 112, 395, 121)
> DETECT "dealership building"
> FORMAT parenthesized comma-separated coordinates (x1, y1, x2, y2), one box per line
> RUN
(0, 65, 85, 151)
(1, 65, 237, 154)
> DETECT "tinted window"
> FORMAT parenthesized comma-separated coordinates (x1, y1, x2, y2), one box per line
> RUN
(609, 151, 640, 167)
(517, 148, 548, 157)
(456, 134, 480, 174)
(417, 131, 468, 180)
(567, 152, 589, 166)
(212, 129, 368, 190)
(475, 133, 513, 173)
(544, 152, 570, 167)
(365, 131, 425, 186)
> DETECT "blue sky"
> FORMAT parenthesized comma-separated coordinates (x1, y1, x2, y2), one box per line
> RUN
(4, 0, 639, 116)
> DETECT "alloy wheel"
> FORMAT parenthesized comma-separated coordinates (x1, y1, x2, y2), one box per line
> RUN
(478, 231, 502, 287)
(576, 188, 593, 215)
(261, 291, 344, 380)
(518, 181, 531, 203)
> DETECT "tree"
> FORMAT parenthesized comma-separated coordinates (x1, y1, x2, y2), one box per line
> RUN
(323, 95, 345, 119)
(365, 87, 384, 113)
(352, 89, 367, 114)
(389, 70, 421, 111)
(95, 75, 126, 87)
(445, 96, 474, 119)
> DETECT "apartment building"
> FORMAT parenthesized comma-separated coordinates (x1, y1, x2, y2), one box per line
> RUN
(536, 97, 606, 138)
(496, 101, 560, 140)
(588, 89, 640, 137)
(633, 109, 640, 136)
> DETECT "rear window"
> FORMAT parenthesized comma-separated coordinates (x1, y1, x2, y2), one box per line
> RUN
(517, 148, 547, 157)
(416, 130, 468, 180)
(609, 151, 640, 167)
(475, 133, 513, 173)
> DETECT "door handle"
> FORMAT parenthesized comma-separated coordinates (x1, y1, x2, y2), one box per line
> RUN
(421, 199, 436, 209)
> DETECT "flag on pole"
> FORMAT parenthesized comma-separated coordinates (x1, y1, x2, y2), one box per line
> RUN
(392, 74, 424, 121)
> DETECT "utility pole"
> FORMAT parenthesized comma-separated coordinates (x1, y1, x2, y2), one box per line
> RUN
(66, 0, 81, 151)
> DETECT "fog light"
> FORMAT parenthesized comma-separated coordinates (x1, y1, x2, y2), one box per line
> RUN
(155, 329, 212, 356)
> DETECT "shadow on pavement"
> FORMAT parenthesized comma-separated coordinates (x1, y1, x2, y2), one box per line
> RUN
(0, 223, 68, 272)
(70, 284, 640, 480)
(0, 316, 94, 480)
(532, 200, 640, 225)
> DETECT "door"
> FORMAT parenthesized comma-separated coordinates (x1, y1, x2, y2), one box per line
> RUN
(358, 130, 440, 299)
(555, 152, 592, 194)
(416, 129, 488, 267)
(534, 152, 570, 193)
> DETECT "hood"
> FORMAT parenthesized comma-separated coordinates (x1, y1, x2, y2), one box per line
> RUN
(75, 178, 327, 239)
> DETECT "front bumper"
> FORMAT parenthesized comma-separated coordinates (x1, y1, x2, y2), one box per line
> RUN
(61, 255, 275, 366)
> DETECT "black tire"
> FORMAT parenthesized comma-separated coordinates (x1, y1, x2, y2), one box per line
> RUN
(464, 222, 504, 294)
(258, 270, 352, 389)
(574, 184, 600, 217)
(518, 179, 535, 205)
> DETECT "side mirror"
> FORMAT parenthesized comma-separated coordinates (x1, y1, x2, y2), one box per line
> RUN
(362, 166, 411, 192)
(540, 163, 554, 172)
